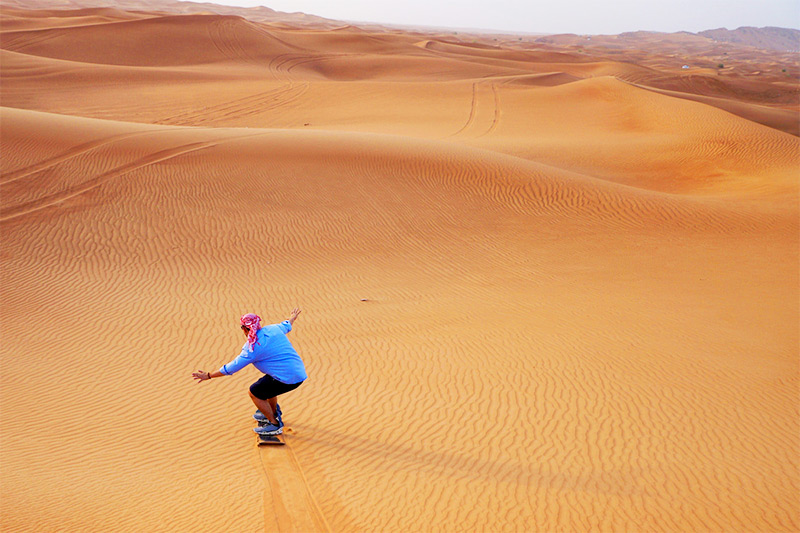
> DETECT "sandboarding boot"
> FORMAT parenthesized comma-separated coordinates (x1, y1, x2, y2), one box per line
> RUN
(254, 415, 284, 430)
(253, 405, 282, 424)
(254, 422, 283, 436)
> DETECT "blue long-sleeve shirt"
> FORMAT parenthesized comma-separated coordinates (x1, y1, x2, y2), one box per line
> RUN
(219, 321, 307, 384)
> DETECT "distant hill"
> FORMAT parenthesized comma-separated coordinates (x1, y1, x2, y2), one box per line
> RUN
(535, 26, 800, 52)
(698, 26, 800, 52)
(0, 0, 340, 27)
(535, 31, 710, 47)
(3, 0, 800, 51)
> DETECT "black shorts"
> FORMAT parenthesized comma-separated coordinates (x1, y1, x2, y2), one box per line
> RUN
(249, 374, 303, 400)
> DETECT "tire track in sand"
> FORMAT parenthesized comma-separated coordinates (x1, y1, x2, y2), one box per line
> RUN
(451, 82, 478, 137)
(157, 83, 309, 126)
(206, 17, 260, 65)
(477, 83, 501, 137)
(256, 433, 331, 533)
(0, 141, 216, 222)
(451, 82, 500, 138)
(0, 129, 186, 185)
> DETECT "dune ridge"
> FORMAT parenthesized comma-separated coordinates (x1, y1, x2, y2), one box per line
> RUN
(1, 5, 798, 533)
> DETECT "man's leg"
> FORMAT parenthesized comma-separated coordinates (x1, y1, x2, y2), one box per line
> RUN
(249, 390, 278, 425)
(268, 396, 278, 417)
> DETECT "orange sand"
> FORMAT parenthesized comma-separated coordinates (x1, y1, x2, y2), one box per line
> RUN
(1, 6, 798, 532)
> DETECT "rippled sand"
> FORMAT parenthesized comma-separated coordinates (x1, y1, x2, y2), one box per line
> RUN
(1, 5, 798, 532)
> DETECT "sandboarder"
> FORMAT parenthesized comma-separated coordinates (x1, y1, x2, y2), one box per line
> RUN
(192, 308, 307, 436)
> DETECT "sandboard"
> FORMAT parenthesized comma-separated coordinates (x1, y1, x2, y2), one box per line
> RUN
(257, 432, 285, 446)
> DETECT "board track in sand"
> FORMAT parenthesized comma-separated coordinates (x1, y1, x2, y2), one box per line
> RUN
(1, 4, 798, 533)
(256, 430, 331, 532)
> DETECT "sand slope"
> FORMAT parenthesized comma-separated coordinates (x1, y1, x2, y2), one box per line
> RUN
(1, 7, 798, 533)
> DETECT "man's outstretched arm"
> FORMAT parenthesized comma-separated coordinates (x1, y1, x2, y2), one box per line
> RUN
(192, 369, 223, 381)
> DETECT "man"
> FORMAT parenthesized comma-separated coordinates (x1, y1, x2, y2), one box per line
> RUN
(192, 308, 307, 435)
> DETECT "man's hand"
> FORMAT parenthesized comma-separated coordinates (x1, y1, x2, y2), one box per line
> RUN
(192, 370, 212, 382)
(288, 307, 301, 324)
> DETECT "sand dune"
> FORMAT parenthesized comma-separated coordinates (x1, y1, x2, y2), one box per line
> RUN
(630, 81, 800, 136)
(1, 14, 300, 66)
(1, 6, 798, 533)
(0, 6, 151, 30)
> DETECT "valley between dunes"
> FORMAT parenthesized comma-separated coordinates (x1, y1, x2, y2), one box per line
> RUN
(1, 6, 798, 532)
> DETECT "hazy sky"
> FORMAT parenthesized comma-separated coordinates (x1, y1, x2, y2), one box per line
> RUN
(205, 0, 800, 34)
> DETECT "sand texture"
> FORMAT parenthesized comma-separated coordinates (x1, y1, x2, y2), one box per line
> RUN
(1, 5, 799, 532)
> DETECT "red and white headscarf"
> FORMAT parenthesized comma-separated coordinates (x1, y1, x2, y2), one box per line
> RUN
(240, 313, 261, 351)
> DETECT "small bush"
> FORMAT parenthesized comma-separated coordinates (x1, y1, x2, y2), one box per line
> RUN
(717, 63, 724, 69)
